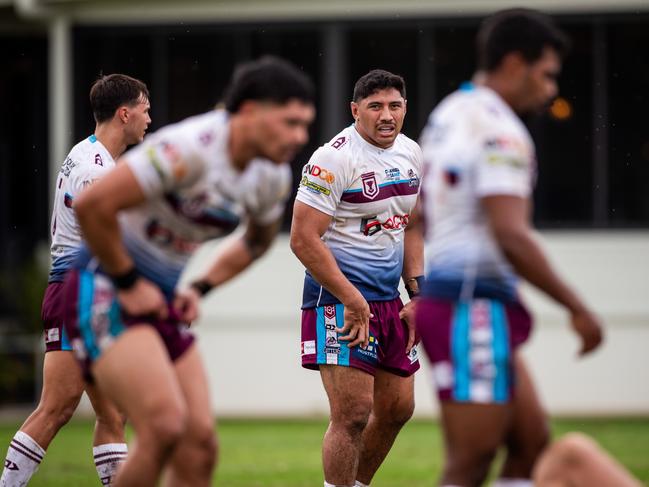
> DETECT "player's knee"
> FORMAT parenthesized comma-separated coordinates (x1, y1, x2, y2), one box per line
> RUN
(147, 404, 188, 451)
(446, 444, 498, 485)
(191, 425, 218, 473)
(330, 393, 373, 434)
(551, 432, 599, 466)
(38, 394, 81, 429)
(387, 396, 415, 427)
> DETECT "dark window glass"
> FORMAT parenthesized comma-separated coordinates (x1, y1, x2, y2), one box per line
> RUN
(347, 26, 420, 140)
(532, 23, 594, 227)
(608, 20, 649, 226)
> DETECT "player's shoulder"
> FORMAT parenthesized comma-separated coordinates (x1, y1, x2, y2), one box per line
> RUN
(395, 132, 422, 156)
(64, 135, 113, 173)
(308, 126, 354, 167)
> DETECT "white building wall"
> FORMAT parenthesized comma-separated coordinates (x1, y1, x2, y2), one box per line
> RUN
(180, 231, 649, 417)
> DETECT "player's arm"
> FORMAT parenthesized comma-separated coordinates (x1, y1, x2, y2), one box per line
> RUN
(290, 201, 371, 349)
(399, 201, 424, 352)
(190, 216, 282, 293)
(74, 162, 168, 318)
(482, 194, 603, 355)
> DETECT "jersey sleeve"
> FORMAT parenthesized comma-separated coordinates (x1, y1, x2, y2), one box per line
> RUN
(124, 132, 205, 198)
(475, 131, 534, 198)
(249, 163, 292, 225)
(295, 146, 349, 217)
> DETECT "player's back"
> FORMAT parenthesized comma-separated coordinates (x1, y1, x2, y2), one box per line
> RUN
(49, 135, 115, 282)
(419, 83, 535, 301)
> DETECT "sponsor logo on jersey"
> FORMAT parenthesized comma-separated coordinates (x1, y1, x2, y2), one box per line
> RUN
(485, 137, 529, 169)
(303, 164, 335, 184)
(384, 168, 401, 181)
(360, 213, 410, 235)
(408, 169, 420, 188)
(300, 176, 331, 196)
(95, 153, 103, 166)
(61, 156, 77, 177)
(361, 172, 379, 200)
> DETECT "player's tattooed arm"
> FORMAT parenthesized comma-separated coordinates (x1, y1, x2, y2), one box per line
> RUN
(188, 217, 282, 296)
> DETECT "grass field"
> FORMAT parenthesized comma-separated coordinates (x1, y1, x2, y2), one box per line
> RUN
(1, 417, 648, 486)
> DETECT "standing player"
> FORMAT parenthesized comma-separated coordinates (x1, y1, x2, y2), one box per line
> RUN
(61, 57, 315, 486)
(291, 69, 423, 487)
(416, 9, 603, 487)
(1, 74, 150, 487)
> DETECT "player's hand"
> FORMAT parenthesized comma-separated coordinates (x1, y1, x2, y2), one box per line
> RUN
(173, 287, 201, 324)
(337, 296, 373, 349)
(117, 278, 168, 320)
(570, 308, 604, 356)
(399, 299, 419, 354)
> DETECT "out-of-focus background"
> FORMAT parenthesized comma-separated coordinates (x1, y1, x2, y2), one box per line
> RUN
(0, 0, 648, 420)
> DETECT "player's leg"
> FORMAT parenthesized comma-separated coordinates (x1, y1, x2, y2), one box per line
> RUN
(355, 370, 415, 485)
(92, 325, 188, 487)
(533, 432, 642, 487)
(86, 383, 128, 486)
(494, 353, 549, 486)
(356, 298, 417, 485)
(163, 343, 217, 487)
(320, 365, 374, 486)
(1, 350, 84, 486)
(440, 401, 511, 486)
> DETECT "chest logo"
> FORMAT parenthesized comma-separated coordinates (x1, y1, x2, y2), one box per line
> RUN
(361, 172, 379, 200)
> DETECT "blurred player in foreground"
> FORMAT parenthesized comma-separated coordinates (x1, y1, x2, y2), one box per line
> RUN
(1, 74, 150, 487)
(417, 9, 603, 487)
(292, 69, 423, 487)
(61, 57, 314, 486)
(534, 433, 642, 487)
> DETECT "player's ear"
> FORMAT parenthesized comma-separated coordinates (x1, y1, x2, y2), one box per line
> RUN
(350, 101, 359, 121)
(117, 106, 129, 124)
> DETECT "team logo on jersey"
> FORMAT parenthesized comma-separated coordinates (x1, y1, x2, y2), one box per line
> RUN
(324, 305, 336, 319)
(331, 136, 347, 150)
(361, 172, 379, 200)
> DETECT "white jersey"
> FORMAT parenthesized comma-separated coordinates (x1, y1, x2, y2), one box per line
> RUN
(75, 109, 290, 297)
(296, 125, 422, 307)
(419, 83, 536, 301)
(49, 135, 115, 282)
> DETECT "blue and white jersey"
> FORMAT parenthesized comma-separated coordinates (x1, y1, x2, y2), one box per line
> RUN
(79, 109, 290, 299)
(296, 125, 422, 308)
(49, 135, 115, 282)
(419, 84, 536, 302)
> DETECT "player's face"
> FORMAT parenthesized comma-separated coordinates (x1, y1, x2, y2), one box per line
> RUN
(351, 88, 406, 149)
(253, 100, 315, 164)
(125, 94, 151, 144)
(519, 47, 561, 114)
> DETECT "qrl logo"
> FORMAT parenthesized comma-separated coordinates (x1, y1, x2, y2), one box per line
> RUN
(303, 164, 335, 184)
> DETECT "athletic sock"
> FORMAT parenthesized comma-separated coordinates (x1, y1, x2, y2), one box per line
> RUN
(92, 443, 128, 486)
(492, 478, 533, 487)
(355, 481, 369, 487)
(324, 482, 354, 487)
(0, 431, 45, 487)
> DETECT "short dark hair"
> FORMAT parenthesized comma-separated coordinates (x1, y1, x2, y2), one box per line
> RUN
(352, 69, 406, 102)
(223, 56, 315, 113)
(90, 74, 149, 124)
(477, 8, 570, 71)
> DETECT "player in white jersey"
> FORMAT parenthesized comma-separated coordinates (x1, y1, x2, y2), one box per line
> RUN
(416, 10, 603, 487)
(1, 74, 150, 487)
(291, 70, 423, 487)
(60, 57, 315, 486)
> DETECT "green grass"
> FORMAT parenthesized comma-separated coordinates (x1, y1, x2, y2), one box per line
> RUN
(1, 418, 647, 486)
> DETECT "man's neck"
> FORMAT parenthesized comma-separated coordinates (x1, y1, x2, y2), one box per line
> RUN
(228, 115, 256, 171)
(483, 75, 519, 114)
(94, 123, 127, 161)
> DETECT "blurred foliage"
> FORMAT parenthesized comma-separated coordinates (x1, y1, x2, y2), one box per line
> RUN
(0, 245, 49, 405)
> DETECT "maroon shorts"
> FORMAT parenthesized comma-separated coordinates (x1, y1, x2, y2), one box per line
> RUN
(301, 298, 420, 377)
(62, 269, 194, 381)
(416, 297, 532, 403)
(42, 282, 73, 352)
